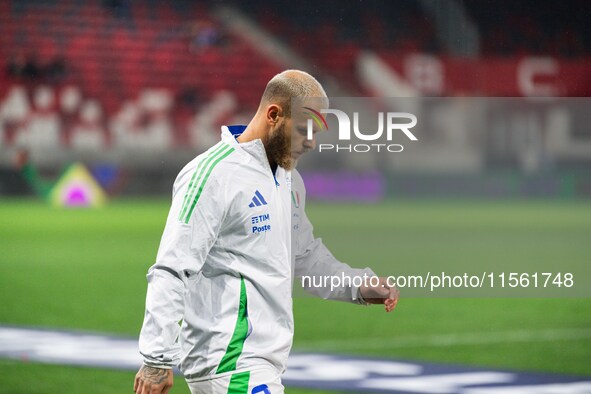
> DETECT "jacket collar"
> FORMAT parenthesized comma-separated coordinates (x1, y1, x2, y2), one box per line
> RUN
(220, 125, 290, 183)
(221, 125, 268, 166)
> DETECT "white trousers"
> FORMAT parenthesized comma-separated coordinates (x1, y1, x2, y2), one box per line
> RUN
(187, 368, 284, 394)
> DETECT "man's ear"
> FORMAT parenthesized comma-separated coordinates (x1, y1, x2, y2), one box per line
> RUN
(266, 104, 283, 126)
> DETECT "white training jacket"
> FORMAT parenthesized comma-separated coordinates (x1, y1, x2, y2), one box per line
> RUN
(139, 125, 375, 381)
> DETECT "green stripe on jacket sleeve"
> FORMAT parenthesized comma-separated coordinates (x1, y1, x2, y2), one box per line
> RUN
(178, 142, 226, 221)
(179, 143, 234, 223)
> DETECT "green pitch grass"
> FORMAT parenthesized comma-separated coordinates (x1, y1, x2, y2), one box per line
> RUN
(0, 198, 590, 394)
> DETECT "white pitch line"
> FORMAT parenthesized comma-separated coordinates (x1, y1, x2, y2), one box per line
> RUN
(295, 328, 591, 350)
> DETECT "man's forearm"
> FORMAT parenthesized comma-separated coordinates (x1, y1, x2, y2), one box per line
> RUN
(296, 238, 377, 304)
(139, 267, 185, 367)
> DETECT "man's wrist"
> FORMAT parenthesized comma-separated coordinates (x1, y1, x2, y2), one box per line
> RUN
(143, 361, 173, 370)
(355, 285, 371, 306)
(355, 269, 379, 305)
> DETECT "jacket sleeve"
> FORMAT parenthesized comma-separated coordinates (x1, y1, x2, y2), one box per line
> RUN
(139, 174, 227, 368)
(292, 173, 376, 305)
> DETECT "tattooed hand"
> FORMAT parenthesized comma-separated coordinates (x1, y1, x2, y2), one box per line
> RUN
(134, 365, 174, 394)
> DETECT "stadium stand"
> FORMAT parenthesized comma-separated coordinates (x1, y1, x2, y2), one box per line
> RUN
(0, 0, 282, 150)
(463, 0, 591, 57)
(234, 0, 440, 94)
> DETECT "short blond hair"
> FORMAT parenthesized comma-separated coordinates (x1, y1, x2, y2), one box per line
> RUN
(260, 70, 327, 116)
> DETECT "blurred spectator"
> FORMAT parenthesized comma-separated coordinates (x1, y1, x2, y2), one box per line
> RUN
(102, 0, 132, 20)
(187, 20, 226, 53)
(12, 148, 54, 198)
(7, 52, 67, 82)
(7, 53, 40, 80)
(45, 57, 67, 83)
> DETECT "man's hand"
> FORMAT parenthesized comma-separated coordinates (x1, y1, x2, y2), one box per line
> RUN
(359, 277, 400, 312)
(134, 365, 174, 394)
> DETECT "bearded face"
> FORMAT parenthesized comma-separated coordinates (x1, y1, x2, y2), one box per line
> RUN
(266, 122, 294, 170)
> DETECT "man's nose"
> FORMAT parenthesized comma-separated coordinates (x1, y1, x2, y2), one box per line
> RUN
(304, 136, 316, 151)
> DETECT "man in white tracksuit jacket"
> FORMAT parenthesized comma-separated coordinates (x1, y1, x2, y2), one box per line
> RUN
(134, 70, 399, 394)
